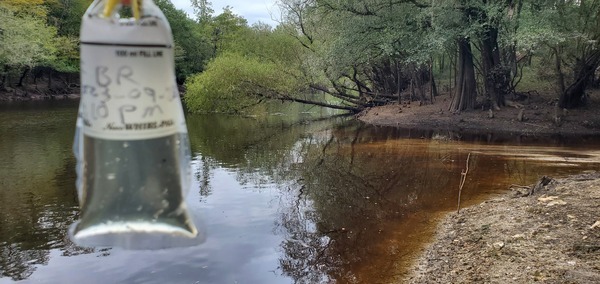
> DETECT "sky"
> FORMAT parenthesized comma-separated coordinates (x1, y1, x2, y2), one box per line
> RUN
(170, 0, 280, 26)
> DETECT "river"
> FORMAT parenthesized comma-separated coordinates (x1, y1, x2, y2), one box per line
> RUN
(1, 101, 599, 283)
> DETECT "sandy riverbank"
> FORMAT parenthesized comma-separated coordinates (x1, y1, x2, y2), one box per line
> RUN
(357, 92, 600, 283)
(400, 172, 600, 283)
(358, 92, 600, 137)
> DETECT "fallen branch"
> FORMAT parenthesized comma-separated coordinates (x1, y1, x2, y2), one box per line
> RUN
(510, 176, 553, 197)
(529, 176, 553, 196)
(457, 153, 471, 214)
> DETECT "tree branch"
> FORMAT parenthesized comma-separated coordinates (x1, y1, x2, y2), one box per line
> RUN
(457, 153, 471, 214)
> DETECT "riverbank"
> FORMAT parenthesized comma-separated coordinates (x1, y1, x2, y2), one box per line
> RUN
(0, 85, 185, 102)
(358, 91, 600, 136)
(0, 90, 79, 102)
(358, 92, 600, 282)
(401, 172, 600, 283)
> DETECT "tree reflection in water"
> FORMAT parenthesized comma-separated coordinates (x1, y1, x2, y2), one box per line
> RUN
(272, 124, 456, 283)
(0, 105, 104, 281)
(276, 184, 335, 284)
(0, 157, 104, 281)
(273, 125, 600, 283)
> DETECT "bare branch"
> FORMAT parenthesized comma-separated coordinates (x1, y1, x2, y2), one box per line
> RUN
(457, 153, 471, 214)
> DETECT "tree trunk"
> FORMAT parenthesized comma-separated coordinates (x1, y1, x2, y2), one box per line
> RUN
(409, 78, 414, 101)
(431, 72, 439, 97)
(449, 38, 477, 112)
(0, 65, 8, 89)
(553, 47, 566, 94)
(17, 67, 30, 87)
(559, 51, 600, 108)
(396, 61, 401, 103)
(481, 27, 509, 110)
(415, 70, 426, 103)
(48, 69, 53, 89)
(450, 50, 455, 96)
(371, 60, 400, 97)
(429, 63, 434, 104)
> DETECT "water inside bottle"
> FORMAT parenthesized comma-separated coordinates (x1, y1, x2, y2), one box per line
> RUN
(70, 132, 202, 249)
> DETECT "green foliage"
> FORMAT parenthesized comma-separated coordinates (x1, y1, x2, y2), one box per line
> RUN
(200, 6, 249, 55)
(190, 0, 213, 23)
(515, 3, 567, 51)
(514, 1, 600, 89)
(49, 35, 79, 72)
(43, 1, 89, 73)
(0, 0, 86, 77)
(184, 11, 307, 113)
(0, 0, 212, 87)
(184, 52, 300, 113)
(45, 0, 91, 36)
(274, 0, 600, 110)
(2, 0, 49, 17)
(0, 5, 58, 68)
(155, 0, 212, 82)
(284, 1, 435, 73)
(4, 0, 598, 110)
(226, 24, 300, 63)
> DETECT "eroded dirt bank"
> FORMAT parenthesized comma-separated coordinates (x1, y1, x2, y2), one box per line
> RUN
(403, 172, 600, 283)
(358, 93, 600, 136)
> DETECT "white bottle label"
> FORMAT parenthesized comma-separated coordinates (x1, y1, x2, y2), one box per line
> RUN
(80, 43, 182, 140)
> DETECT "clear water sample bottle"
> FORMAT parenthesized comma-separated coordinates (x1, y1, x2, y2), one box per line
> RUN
(71, 0, 203, 249)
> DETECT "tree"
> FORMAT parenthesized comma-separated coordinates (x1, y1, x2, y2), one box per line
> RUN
(0, 3, 59, 88)
(155, 0, 212, 83)
(449, 38, 477, 111)
(186, 0, 600, 113)
(205, 6, 249, 54)
(420, 0, 525, 111)
(184, 52, 296, 113)
(45, 0, 90, 37)
(515, 0, 600, 109)
(44, 0, 89, 73)
(184, 23, 344, 113)
(277, 0, 533, 112)
(2, 0, 48, 17)
(0, 0, 215, 93)
(475, 0, 523, 110)
(190, 0, 213, 24)
(553, 0, 600, 108)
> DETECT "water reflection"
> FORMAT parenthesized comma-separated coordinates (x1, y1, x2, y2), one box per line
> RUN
(273, 124, 600, 283)
(0, 102, 98, 281)
(1, 102, 600, 283)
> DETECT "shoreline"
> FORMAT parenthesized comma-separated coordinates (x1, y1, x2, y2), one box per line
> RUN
(4, 91, 600, 138)
(353, 93, 600, 283)
(0, 93, 80, 102)
(401, 172, 600, 283)
(357, 93, 600, 137)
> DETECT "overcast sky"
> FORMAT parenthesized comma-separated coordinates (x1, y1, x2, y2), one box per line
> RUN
(170, 0, 280, 26)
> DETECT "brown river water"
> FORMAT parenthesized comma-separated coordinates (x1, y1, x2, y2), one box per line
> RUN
(1, 101, 599, 283)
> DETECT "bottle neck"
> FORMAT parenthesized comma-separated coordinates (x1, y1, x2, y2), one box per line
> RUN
(86, 0, 159, 20)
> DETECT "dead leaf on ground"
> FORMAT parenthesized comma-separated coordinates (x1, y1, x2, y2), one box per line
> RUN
(547, 200, 567, 207)
(538, 195, 559, 202)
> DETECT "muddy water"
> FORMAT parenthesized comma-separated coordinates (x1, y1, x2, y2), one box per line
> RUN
(302, 126, 600, 283)
(1, 102, 599, 283)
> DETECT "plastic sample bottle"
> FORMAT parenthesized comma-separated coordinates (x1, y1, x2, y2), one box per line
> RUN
(71, 0, 203, 249)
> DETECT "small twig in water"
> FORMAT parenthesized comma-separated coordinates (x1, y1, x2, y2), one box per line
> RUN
(457, 153, 471, 214)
